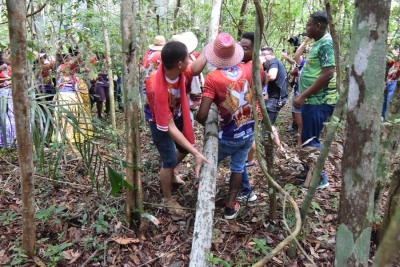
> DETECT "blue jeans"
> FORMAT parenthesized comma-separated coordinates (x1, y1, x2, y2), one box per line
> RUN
(382, 80, 397, 118)
(301, 104, 335, 147)
(218, 134, 254, 195)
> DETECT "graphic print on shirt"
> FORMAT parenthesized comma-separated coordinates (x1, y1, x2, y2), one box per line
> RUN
(168, 85, 182, 119)
(144, 50, 162, 78)
(221, 79, 252, 128)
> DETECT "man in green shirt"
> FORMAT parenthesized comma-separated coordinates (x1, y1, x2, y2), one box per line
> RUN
(293, 11, 338, 189)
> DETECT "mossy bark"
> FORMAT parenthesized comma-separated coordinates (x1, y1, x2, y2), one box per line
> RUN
(335, 1, 391, 266)
(121, 0, 144, 233)
(6, 0, 36, 258)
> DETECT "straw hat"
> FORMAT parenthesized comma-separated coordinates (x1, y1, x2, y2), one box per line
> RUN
(171, 32, 198, 53)
(148, 35, 166, 51)
(204, 33, 244, 69)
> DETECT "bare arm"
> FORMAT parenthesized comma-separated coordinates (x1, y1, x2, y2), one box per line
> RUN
(195, 97, 213, 125)
(190, 52, 206, 76)
(281, 51, 295, 65)
(167, 118, 210, 178)
(294, 37, 310, 65)
(293, 66, 335, 108)
(267, 67, 278, 81)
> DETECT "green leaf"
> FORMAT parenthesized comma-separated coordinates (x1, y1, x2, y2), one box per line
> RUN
(107, 165, 133, 196)
(335, 224, 355, 266)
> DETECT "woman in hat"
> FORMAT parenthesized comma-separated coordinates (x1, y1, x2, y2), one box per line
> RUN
(36, 53, 56, 102)
(196, 33, 256, 220)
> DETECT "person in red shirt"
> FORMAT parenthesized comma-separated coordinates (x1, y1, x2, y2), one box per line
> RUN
(143, 36, 165, 121)
(197, 33, 254, 219)
(146, 41, 209, 216)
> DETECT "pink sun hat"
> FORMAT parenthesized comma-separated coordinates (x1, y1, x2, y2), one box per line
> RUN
(204, 32, 244, 69)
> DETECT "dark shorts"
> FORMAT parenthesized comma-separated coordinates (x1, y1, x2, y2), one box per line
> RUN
(148, 117, 188, 168)
(301, 104, 335, 147)
(95, 83, 109, 102)
(265, 97, 287, 125)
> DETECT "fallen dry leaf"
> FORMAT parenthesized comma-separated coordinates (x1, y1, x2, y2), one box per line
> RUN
(129, 254, 141, 265)
(33, 256, 46, 267)
(112, 237, 140, 245)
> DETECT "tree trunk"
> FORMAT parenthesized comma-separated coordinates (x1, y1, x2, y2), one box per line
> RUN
(254, 1, 277, 220)
(380, 168, 400, 241)
(98, 1, 116, 130)
(189, 105, 219, 267)
(372, 176, 400, 267)
(121, 0, 144, 232)
(373, 124, 400, 218)
(6, 0, 36, 258)
(335, 1, 391, 266)
(189, 1, 221, 265)
(237, 0, 248, 40)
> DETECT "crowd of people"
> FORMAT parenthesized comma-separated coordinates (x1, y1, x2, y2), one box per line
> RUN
(0, 46, 124, 148)
(0, 10, 398, 220)
(144, 11, 340, 219)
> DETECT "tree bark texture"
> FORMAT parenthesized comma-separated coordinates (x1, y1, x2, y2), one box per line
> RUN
(236, 0, 248, 40)
(373, 123, 400, 218)
(372, 179, 400, 267)
(252, 0, 276, 221)
(121, 0, 144, 232)
(6, 0, 36, 258)
(189, 105, 219, 267)
(98, 1, 116, 130)
(380, 168, 400, 241)
(189, 2, 221, 265)
(335, 1, 391, 266)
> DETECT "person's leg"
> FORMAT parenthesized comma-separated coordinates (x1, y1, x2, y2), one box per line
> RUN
(104, 86, 110, 116)
(301, 104, 326, 147)
(267, 111, 278, 125)
(95, 84, 105, 119)
(160, 167, 174, 199)
(382, 81, 397, 118)
(172, 150, 187, 184)
(148, 122, 184, 214)
(246, 141, 256, 164)
(294, 111, 303, 148)
(227, 172, 242, 207)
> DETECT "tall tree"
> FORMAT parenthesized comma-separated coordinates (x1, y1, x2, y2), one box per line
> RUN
(121, 0, 144, 231)
(97, 0, 116, 130)
(6, 0, 36, 258)
(189, 0, 222, 266)
(335, 0, 391, 266)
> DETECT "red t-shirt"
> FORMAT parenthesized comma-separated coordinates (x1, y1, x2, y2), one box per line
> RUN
(202, 63, 254, 139)
(143, 49, 162, 79)
(146, 67, 194, 126)
(387, 60, 400, 81)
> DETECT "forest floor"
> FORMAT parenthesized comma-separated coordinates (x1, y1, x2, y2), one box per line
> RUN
(0, 102, 391, 267)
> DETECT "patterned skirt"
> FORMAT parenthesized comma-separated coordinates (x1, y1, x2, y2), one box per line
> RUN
(54, 88, 92, 144)
(0, 87, 16, 148)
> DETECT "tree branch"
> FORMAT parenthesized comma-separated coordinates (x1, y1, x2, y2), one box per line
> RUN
(0, 3, 46, 25)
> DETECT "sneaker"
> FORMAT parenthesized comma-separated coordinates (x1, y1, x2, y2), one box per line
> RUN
(224, 202, 241, 220)
(245, 161, 255, 167)
(236, 191, 257, 202)
(317, 178, 329, 189)
(225, 176, 230, 184)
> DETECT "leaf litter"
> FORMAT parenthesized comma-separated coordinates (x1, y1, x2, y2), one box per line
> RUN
(0, 106, 389, 267)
